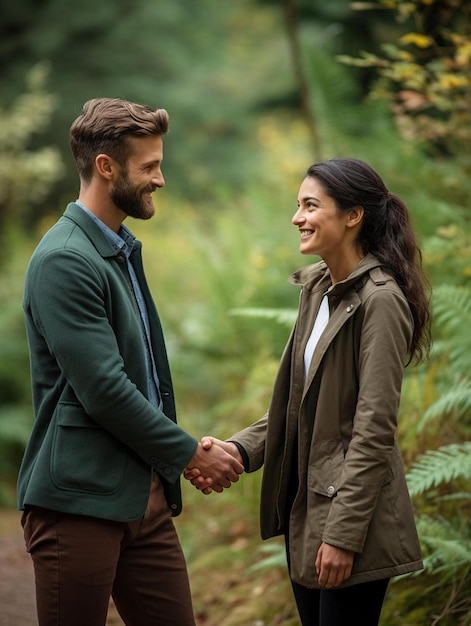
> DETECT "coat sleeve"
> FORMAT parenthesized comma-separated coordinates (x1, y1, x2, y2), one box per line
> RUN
(322, 286, 413, 553)
(27, 247, 197, 482)
(230, 323, 296, 473)
(229, 413, 268, 473)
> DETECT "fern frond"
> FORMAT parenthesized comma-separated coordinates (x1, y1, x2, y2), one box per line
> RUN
(248, 543, 287, 572)
(416, 515, 471, 575)
(418, 380, 471, 429)
(230, 307, 297, 327)
(441, 492, 471, 502)
(431, 285, 471, 375)
(433, 285, 471, 333)
(407, 442, 471, 496)
(422, 538, 471, 575)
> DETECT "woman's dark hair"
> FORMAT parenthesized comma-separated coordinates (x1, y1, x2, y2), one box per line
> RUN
(306, 157, 431, 364)
(70, 98, 169, 183)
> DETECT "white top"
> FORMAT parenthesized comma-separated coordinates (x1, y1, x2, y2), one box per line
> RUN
(304, 294, 330, 379)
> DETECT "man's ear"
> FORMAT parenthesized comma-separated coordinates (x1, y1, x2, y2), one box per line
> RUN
(95, 154, 117, 180)
(346, 205, 364, 228)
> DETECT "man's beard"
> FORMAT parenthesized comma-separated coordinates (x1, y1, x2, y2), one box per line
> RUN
(110, 170, 155, 220)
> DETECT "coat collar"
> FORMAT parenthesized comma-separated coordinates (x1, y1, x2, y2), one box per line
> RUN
(288, 253, 386, 297)
(288, 254, 394, 401)
(62, 202, 142, 259)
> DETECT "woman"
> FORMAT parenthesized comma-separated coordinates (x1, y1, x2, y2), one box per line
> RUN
(186, 158, 431, 626)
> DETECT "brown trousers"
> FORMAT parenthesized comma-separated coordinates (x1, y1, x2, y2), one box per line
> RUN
(22, 474, 196, 626)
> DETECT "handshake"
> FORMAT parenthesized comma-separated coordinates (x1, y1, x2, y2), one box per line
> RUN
(184, 437, 244, 494)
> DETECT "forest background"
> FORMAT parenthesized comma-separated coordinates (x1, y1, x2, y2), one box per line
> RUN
(0, 0, 470, 624)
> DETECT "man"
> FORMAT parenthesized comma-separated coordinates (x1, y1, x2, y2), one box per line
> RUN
(18, 97, 243, 626)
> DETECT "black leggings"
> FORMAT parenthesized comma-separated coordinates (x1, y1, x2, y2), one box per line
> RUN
(290, 576, 390, 626)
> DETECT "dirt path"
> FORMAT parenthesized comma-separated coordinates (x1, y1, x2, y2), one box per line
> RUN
(0, 511, 36, 626)
(0, 510, 121, 626)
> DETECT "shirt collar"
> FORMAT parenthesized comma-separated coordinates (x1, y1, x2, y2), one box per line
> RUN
(75, 200, 136, 259)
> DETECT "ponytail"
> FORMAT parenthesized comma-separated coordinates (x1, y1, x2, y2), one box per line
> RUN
(369, 192, 432, 365)
(305, 158, 432, 364)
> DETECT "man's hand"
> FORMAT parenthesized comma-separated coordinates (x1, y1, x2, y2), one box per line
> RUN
(184, 437, 243, 494)
(185, 439, 243, 494)
(315, 542, 354, 588)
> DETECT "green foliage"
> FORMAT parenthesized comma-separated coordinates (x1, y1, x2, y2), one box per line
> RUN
(0, 1, 470, 623)
(0, 73, 59, 504)
(419, 378, 471, 429)
(333, 5, 471, 619)
(431, 285, 471, 368)
(407, 443, 471, 497)
(418, 284, 471, 432)
(411, 517, 471, 625)
(0, 257, 33, 505)
(0, 0, 291, 217)
(231, 307, 297, 327)
(248, 542, 288, 572)
(0, 250, 33, 505)
(338, 0, 471, 156)
(0, 62, 63, 240)
(417, 515, 471, 576)
(0, 407, 33, 506)
(402, 279, 471, 622)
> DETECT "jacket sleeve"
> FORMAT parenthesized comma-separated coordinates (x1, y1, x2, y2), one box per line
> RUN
(322, 286, 413, 553)
(27, 247, 197, 482)
(230, 324, 296, 474)
(229, 413, 268, 473)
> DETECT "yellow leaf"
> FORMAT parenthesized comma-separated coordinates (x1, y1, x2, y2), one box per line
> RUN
(438, 74, 469, 89)
(457, 42, 471, 67)
(400, 33, 434, 49)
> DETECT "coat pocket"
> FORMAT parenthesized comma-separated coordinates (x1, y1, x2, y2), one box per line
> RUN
(307, 439, 346, 498)
(51, 403, 127, 495)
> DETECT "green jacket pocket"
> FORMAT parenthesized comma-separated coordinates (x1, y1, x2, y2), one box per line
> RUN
(51, 403, 127, 495)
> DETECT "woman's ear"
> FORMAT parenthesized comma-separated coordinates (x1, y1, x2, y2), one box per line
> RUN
(346, 205, 364, 228)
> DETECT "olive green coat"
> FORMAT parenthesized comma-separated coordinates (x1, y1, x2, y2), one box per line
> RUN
(18, 203, 197, 521)
(231, 255, 423, 588)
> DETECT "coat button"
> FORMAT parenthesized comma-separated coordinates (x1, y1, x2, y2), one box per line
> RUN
(326, 485, 335, 496)
(346, 304, 354, 313)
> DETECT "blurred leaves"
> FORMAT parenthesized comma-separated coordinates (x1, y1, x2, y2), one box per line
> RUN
(0, 62, 63, 239)
(338, 0, 471, 152)
(0, 0, 294, 214)
(0, 0, 471, 623)
(407, 443, 471, 497)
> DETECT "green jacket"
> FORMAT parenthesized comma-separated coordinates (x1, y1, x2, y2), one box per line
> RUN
(18, 203, 197, 521)
(231, 255, 423, 588)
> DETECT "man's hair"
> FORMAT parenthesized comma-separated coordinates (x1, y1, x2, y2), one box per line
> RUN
(69, 98, 169, 183)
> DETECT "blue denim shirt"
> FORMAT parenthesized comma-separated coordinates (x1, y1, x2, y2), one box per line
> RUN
(76, 201, 162, 410)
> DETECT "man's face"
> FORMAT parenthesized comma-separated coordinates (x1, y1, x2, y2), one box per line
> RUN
(110, 135, 165, 220)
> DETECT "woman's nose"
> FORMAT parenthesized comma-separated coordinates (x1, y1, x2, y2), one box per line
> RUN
(292, 208, 304, 225)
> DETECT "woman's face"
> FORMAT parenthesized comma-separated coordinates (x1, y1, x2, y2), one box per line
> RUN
(292, 176, 354, 261)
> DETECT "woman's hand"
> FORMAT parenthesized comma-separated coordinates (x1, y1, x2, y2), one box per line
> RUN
(184, 437, 243, 495)
(315, 542, 354, 588)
